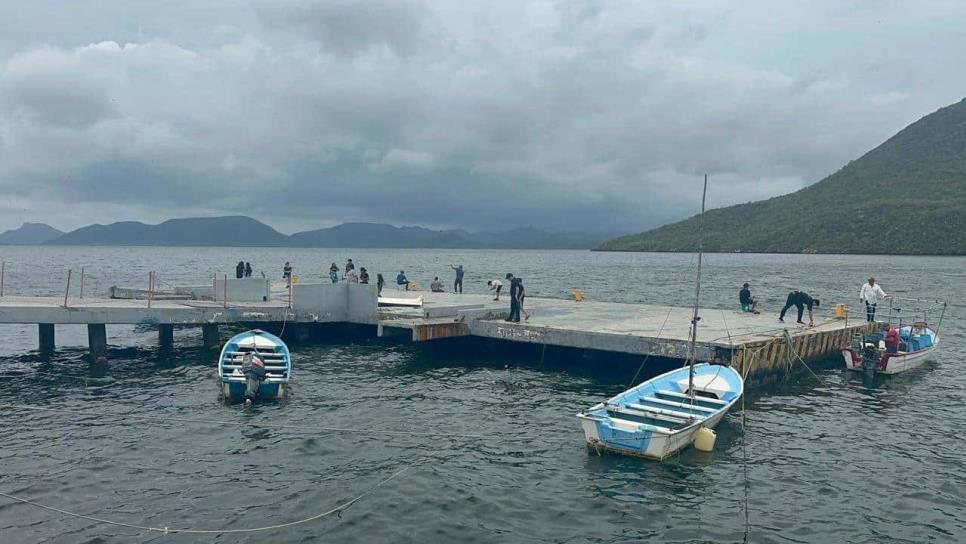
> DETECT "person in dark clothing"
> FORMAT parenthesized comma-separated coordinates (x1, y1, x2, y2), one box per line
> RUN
(283, 262, 293, 285)
(236, 261, 245, 279)
(779, 291, 820, 326)
(451, 264, 464, 293)
(377, 273, 385, 296)
(517, 277, 530, 321)
(396, 270, 410, 290)
(506, 273, 520, 322)
(245, 262, 252, 277)
(739, 282, 759, 313)
(359, 267, 370, 284)
(344, 259, 354, 278)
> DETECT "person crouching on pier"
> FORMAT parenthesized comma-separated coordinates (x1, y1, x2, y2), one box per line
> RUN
(487, 279, 502, 300)
(739, 282, 759, 314)
(779, 291, 819, 326)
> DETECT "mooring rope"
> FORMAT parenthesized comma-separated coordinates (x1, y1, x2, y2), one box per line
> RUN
(1, 403, 576, 443)
(0, 459, 418, 534)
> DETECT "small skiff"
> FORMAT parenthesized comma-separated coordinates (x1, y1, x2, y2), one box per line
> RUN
(842, 323, 939, 375)
(577, 363, 743, 460)
(218, 329, 291, 400)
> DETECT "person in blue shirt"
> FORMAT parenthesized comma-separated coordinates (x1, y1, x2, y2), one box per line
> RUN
(451, 264, 464, 293)
(396, 270, 410, 290)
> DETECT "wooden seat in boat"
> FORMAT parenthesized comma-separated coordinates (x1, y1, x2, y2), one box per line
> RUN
(640, 396, 717, 413)
(655, 389, 728, 406)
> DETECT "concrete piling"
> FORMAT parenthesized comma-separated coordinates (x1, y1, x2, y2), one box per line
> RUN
(158, 324, 174, 350)
(38, 323, 55, 354)
(202, 324, 220, 349)
(87, 323, 107, 361)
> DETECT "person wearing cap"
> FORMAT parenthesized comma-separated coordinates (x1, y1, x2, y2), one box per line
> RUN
(859, 277, 887, 322)
(739, 282, 759, 314)
(779, 291, 819, 326)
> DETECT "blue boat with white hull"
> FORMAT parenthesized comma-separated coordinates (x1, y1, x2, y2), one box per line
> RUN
(218, 329, 291, 401)
(577, 363, 743, 459)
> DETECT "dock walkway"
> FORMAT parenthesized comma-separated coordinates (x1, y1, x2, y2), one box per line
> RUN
(0, 284, 872, 378)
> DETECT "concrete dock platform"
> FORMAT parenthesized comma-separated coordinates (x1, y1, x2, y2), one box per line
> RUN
(1, 283, 872, 379)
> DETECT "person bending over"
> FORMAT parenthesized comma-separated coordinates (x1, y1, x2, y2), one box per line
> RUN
(779, 291, 819, 326)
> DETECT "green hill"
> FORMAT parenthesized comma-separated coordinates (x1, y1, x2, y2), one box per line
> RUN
(598, 97, 966, 255)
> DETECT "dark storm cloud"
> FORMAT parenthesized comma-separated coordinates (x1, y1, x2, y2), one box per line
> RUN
(1, 0, 965, 233)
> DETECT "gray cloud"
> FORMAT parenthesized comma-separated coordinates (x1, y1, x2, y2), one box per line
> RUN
(1, 0, 965, 235)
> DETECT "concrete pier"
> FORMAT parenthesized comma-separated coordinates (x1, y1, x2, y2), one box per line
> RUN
(87, 324, 107, 361)
(38, 323, 54, 354)
(0, 282, 875, 380)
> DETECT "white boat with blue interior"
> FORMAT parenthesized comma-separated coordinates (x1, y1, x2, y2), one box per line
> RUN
(218, 329, 291, 400)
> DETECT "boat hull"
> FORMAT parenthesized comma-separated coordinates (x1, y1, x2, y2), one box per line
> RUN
(576, 363, 743, 460)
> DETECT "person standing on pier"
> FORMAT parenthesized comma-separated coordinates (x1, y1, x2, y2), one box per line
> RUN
(236, 261, 245, 279)
(359, 267, 370, 284)
(344, 259, 355, 279)
(779, 291, 819, 326)
(283, 262, 293, 286)
(451, 264, 464, 294)
(329, 263, 339, 283)
(377, 273, 385, 296)
(506, 273, 520, 322)
(517, 277, 530, 321)
(859, 277, 887, 322)
(245, 262, 252, 277)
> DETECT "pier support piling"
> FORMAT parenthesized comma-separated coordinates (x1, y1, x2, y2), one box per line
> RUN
(158, 324, 174, 350)
(202, 324, 219, 349)
(87, 323, 107, 361)
(38, 323, 55, 354)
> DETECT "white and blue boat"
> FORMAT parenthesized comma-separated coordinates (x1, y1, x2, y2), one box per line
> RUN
(218, 329, 291, 400)
(576, 363, 743, 459)
(578, 175, 743, 460)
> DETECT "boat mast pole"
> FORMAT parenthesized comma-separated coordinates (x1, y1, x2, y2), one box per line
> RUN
(688, 174, 708, 398)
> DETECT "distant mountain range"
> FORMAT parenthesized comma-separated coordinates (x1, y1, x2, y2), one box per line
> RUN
(0, 217, 601, 249)
(598, 96, 966, 255)
(0, 223, 64, 245)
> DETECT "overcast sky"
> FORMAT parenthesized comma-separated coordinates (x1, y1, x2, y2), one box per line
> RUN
(1, 0, 964, 235)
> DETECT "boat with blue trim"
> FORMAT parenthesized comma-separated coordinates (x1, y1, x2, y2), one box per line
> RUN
(218, 329, 291, 401)
(842, 322, 941, 374)
(577, 363, 743, 459)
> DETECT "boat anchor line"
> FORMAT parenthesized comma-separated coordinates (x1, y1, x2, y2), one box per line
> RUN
(0, 459, 421, 535)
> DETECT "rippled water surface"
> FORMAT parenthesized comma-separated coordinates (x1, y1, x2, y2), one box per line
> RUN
(0, 247, 964, 543)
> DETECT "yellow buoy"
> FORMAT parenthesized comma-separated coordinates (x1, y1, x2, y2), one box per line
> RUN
(834, 303, 848, 319)
(693, 427, 717, 452)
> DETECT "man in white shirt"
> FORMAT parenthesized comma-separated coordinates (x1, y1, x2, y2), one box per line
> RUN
(487, 279, 503, 300)
(859, 277, 887, 322)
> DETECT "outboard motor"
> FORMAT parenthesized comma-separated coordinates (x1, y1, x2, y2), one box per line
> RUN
(241, 351, 267, 403)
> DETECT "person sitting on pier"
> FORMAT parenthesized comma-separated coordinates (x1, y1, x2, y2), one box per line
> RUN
(430, 277, 445, 292)
(739, 283, 759, 314)
(236, 261, 245, 279)
(396, 270, 411, 290)
(779, 291, 819, 326)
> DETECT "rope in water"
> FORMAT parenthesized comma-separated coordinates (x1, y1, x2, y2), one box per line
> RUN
(0, 460, 418, 534)
(1, 403, 576, 442)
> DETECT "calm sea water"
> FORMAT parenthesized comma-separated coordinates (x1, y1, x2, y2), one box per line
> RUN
(0, 246, 964, 543)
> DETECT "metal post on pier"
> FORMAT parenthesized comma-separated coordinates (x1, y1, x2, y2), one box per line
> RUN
(79, 266, 85, 298)
(148, 271, 154, 309)
(223, 274, 228, 309)
(63, 269, 72, 308)
(288, 280, 293, 309)
(1, 261, 5, 297)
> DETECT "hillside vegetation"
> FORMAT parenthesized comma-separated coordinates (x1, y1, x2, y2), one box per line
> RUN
(599, 98, 966, 255)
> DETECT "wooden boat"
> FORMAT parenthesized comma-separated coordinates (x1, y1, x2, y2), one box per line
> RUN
(842, 323, 940, 375)
(577, 175, 744, 460)
(577, 363, 743, 459)
(218, 329, 291, 400)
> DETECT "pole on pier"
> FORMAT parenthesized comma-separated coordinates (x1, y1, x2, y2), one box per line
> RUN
(158, 324, 174, 350)
(202, 324, 220, 349)
(79, 266, 85, 299)
(63, 269, 72, 308)
(147, 271, 154, 309)
(88, 323, 107, 362)
(38, 323, 55, 354)
(223, 274, 228, 308)
(288, 279, 293, 309)
(1, 261, 5, 297)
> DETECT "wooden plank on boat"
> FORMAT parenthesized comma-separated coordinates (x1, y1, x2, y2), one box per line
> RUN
(608, 405, 690, 425)
(655, 389, 728, 406)
(640, 396, 717, 413)
(606, 416, 674, 434)
(626, 403, 704, 421)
